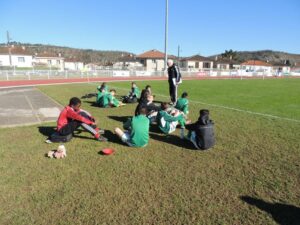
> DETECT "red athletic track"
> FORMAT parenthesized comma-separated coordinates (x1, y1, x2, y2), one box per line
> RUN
(0, 76, 298, 88)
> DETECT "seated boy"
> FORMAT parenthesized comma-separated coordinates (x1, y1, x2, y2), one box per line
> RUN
(115, 107, 150, 147)
(185, 109, 215, 150)
(135, 93, 160, 123)
(157, 102, 187, 136)
(123, 82, 140, 103)
(175, 92, 189, 115)
(57, 97, 107, 141)
(99, 89, 125, 108)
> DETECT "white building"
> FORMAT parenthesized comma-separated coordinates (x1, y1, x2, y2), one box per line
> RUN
(33, 53, 64, 70)
(0, 46, 33, 68)
(241, 60, 273, 75)
(180, 55, 214, 71)
(113, 54, 143, 70)
(64, 59, 84, 70)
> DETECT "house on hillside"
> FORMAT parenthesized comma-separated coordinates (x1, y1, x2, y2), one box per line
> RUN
(0, 46, 33, 68)
(136, 49, 176, 71)
(241, 60, 273, 75)
(113, 54, 143, 70)
(64, 58, 84, 71)
(33, 52, 64, 70)
(180, 55, 213, 71)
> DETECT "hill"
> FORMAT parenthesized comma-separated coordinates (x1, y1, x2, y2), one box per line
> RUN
(210, 50, 300, 65)
(0, 42, 132, 65)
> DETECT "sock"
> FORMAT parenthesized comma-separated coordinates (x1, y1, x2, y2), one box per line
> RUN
(180, 128, 185, 139)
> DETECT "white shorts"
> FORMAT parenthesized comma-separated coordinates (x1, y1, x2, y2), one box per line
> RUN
(168, 121, 178, 134)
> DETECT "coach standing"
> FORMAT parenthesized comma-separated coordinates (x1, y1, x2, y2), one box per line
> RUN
(167, 59, 182, 105)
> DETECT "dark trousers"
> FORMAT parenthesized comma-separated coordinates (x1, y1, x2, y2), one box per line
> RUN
(169, 81, 177, 103)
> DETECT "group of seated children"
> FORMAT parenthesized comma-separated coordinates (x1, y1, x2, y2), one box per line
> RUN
(55, 82, 215, 150)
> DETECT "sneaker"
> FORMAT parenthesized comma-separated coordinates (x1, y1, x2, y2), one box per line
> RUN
(97, 136, 108, 142)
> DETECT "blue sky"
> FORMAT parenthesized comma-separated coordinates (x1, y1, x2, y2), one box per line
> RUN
(0, 0, 299, 56)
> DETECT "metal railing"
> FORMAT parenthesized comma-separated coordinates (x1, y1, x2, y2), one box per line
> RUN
(0, 69, 294, 81)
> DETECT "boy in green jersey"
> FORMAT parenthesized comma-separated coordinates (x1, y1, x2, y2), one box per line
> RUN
(123, 82, 140, 103)
(175, 92, 189, 115)
(157, 102, 188, 137)
(99, 89, 125, 108)
(115, 107, 150, 147)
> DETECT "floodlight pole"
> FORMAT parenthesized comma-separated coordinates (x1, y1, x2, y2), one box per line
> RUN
(164, 0, 169, 73)
(7, 31, 12, 67)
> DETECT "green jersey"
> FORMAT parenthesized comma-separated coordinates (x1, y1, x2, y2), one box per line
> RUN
(130, 115, 150, 147)
(157, 110, 184, 134)
(96, 91, 104, 104)
(100, 93, 119, 107)
(175, 98, 189, 114)
(133, 87, 140, 98)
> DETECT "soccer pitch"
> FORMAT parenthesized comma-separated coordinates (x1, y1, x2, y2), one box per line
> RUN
(0, 79, 299, 224)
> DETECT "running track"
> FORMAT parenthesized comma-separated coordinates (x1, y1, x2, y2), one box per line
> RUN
(0, 75, 298, 88)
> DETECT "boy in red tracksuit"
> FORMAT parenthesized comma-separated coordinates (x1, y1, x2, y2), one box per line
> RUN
(57, 97, 107, 141)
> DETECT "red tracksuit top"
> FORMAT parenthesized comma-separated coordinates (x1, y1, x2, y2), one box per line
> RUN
(57, 106, 93, 131)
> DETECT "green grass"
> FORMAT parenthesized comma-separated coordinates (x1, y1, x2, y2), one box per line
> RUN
(0, 79, 299, 225)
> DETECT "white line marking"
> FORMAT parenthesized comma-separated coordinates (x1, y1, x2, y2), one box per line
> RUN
(23, 91, 42, 123)
(106, 85, 300, 123)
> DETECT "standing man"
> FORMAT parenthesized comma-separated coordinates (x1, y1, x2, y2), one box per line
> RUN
(167, 59, 182, 105)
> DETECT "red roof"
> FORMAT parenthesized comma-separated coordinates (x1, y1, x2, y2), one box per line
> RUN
(241, 60, 272, 67)
(136, 49, 175, 59)
(0, 46, 32, 56)
(181, 55, 212, 62)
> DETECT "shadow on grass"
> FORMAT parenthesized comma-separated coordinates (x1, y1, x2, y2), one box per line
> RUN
(102, 130, 123, 145)
(82, 100, 100, 108)
(108, 116, 130, 123)
(38, 126, 56, 137)
(240, 196, 300, 225)
(149, 132, 196, 150)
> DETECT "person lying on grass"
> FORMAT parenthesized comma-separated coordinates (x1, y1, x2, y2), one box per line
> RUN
(123, 82, 140, 103)
(185, 109, 215, 150)
(98, 89, 125, 108)
(115, 107, 150, 147)
(57, 97, 107, 142)
(157, 102, 190, 138)
(175, 92, 189, 115)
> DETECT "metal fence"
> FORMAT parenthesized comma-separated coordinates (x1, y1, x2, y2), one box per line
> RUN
(0, 69, 295, 81)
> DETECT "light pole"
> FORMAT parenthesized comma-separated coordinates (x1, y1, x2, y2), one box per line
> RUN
(164, 0, 168, 72)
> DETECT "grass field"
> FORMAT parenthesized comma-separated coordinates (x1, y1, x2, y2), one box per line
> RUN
(0, 79, 299, 225)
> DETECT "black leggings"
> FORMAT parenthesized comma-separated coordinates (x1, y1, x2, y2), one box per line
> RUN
(169, 81, 177, 103)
